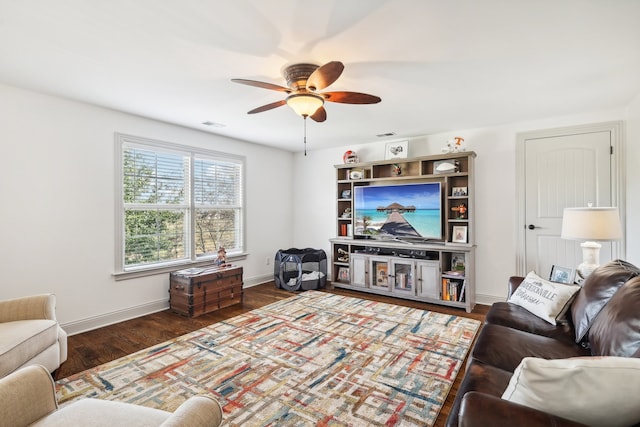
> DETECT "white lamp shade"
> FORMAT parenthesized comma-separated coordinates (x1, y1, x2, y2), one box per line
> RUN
(561, 207, 623, 241)
(286, 94, 324, 117)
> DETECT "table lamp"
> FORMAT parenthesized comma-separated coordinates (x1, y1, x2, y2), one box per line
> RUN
(560, 206, 622, 279)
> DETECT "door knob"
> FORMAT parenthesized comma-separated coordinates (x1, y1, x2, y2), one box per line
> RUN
(528, 224, 536, 230)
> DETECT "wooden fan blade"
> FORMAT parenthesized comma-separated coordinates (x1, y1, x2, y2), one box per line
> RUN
(231, 78, 291, 93)
(310, 106, 327, 122)
(322, 91, 381, 104)
(247, 100, 287, 114)
(306, 61, 344, 91)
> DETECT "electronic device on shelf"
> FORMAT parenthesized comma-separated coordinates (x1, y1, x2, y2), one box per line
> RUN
(362, 246, 435, 260)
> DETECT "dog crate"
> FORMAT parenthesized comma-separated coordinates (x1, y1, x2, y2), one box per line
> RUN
(274, 248, 327, 291)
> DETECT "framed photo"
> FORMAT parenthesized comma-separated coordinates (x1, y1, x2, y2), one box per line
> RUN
(451, 253, 466, 272)
(452, 225, 468, 243)
(375, 263, 388, 285)
(452, 186, 468, 197)
(385, 141, 409, 160)
(550, 265, 576, 284)
(340, 189, 351, 199)
(337, 267, 350, 282)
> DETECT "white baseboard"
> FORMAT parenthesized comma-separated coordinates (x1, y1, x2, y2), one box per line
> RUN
(475, 293, 505, 306)
(244, 274, 274, 288)
(62, 274, 275, 336)
(61, 299, 169, 336)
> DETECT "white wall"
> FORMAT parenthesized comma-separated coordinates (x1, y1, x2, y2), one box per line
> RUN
(0, 84, 294, 332)
(626, 92, 640, 263)
(292, 109, 630, 304)
(2, 80, 636, 331)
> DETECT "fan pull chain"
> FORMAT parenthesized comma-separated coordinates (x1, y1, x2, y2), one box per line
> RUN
(303, 116, 308, 156)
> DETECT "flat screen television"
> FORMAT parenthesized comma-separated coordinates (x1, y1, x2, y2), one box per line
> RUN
(353, 182, 442, 241)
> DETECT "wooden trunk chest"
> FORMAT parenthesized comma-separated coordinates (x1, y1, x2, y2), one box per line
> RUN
(169, 265, 243, 317)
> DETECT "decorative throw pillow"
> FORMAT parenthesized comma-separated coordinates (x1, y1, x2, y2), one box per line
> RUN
(507, 271, 580, 325)
(570, 259, 640, 344)
(502, 356, 640, 427)
(588, 276, 640, 357)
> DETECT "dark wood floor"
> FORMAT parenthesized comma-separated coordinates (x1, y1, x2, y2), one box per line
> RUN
(58, 282, 488, 426)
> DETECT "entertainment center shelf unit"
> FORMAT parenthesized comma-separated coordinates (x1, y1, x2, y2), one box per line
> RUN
(330, 151, 476, 312)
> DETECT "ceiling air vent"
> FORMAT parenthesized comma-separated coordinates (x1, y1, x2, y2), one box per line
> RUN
(202, 121, 226, 127)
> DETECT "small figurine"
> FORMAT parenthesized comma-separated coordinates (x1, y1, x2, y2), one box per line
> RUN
(215, 247, 227, 266)
(441, 136, 466, 153)
(391, 163, 402, 176)
(451, 203, 468, 219)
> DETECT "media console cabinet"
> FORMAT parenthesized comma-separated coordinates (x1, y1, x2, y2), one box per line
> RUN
(331, 152, 476, 312)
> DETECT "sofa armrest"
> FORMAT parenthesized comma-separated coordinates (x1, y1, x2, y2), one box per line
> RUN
(458, 392, 587, 427)
(0, 294, 57, 323)
(0, 364, 58, 426)
(507, 276, 525, 298)
(160, 395, 223, 427)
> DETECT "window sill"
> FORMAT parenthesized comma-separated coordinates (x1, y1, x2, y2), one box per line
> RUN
(113, 253, 248, 281)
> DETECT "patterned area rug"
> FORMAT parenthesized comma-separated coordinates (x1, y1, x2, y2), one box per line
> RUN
(56, 291, 480, 426)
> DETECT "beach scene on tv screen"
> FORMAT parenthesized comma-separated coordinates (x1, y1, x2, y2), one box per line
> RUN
(354, 183, 442, 239)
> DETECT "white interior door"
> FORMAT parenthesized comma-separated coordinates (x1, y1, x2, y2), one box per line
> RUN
(523, 130, 613, 277)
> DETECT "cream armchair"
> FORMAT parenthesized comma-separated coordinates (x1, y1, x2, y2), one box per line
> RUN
(0, 294, 67, 378)
(0, 365, 223, 427)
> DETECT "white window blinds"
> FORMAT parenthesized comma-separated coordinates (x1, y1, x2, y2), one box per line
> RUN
(116, 133, 244, 273)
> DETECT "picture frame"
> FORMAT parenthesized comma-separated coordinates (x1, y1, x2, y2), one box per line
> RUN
(452, 225, 468, 243)
(451, 253, 466, 272)
(452, 186, 468, 197)
(375, 263, 388, 285)
(384, 140, 409, 160)
(337, 267, 350, 282)
(550, 265, 576, 284)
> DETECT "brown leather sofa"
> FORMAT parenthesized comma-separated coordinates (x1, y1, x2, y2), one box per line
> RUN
(446, 260, 640, 427)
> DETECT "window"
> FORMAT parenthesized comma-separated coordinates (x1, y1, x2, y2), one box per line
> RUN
(115, 133, 244, 275)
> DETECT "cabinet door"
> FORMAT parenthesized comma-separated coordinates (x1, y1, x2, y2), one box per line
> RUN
(390, 259, 415, 294)
(370, 256, 391, 291)
(416, 260, 440, 299)
(350, 254, 368, 287)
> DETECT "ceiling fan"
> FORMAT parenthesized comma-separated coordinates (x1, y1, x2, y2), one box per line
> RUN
(231, 61, 381, 122)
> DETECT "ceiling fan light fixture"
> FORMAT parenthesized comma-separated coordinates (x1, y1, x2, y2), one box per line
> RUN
(286, 93, 324, 117)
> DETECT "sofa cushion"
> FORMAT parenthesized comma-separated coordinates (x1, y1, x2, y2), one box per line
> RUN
(570, 259, 640, 344)
(507, 271, 580, 325)
(485, 302, 575, 342)
(588, 276, 640, 357)
(31, 399, 171, 427)
(470, 324, 589, 372)
(459, 392, 587, 427)
(0, 320, 58, 378)
(502, 356, 640, 427)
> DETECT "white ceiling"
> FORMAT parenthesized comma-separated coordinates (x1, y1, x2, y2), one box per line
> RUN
(1, 1, 639, 153)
